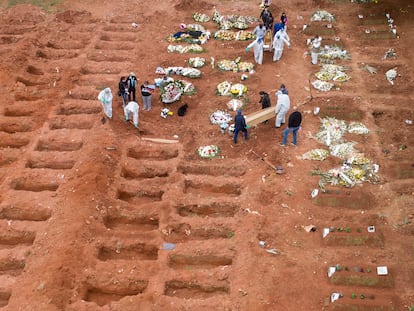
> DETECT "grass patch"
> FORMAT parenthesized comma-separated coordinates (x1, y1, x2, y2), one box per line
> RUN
(361, 30, 397, 40)
(330, 274, 394, 287)
(324, 234, 384, 247)
(6, 0, 62, 12)
(360, 19, 388, 25)
(304, 27, 336, 36)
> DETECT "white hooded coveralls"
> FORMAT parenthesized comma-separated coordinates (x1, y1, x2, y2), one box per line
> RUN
(274, 91, 290, 127)
(272, 29, 290, 61)
(124, 101, 139, 128)
(97, 87, 113, 119)
(246, 39, 264, 65)
(311, 36, 322, 65)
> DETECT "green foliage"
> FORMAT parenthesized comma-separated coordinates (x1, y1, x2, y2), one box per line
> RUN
(227, 231, 235, 238)
(7, 0, 61, 12)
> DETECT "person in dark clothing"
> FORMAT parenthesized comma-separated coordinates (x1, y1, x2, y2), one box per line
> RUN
(127, 72, 138, 102)
(259, 91, 271, 109)
(280, 109, 302, 146)
(118, 76, 129, 107)
(280, 12, 288, 28)
(173, 30, 203, 39)
(260, 7, 274, 30)
(259, 91, 271, 124)
(233, 109, 248, 144)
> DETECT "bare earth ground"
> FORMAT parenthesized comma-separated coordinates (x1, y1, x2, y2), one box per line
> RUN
(0, 0, 413, 310)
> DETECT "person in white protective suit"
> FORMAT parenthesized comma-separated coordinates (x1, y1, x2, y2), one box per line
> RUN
(272, 27, 290, 62)
(97, 87, 113, 119)
(245, 23, 266, 65)
(124, 101, 139, 128)
(246, 39, 264, 65)
(274, 89, 290, 128)
(310, 35, 322, 65)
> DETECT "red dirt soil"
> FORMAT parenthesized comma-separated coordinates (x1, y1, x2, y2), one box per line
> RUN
(0, 0, 413, 310)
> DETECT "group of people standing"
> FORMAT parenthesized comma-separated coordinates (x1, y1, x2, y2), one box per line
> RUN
(98, 72, 156, 129)
(246, 4, 290, 65)
(234, 84, 302, 147)
(260, 85, 302, 146)
(118, 72, 155, 111)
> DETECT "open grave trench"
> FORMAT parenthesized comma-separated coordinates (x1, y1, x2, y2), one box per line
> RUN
(83, 282, 149, 307)
(0, 226, 36, 250)
(0, 35, 22, 45)
(121, 158, 172, 180)
(86, 50, 132, 63)
(80, 64, 122, 75)
(75, 74, 119, 88)
(96, 240, 159, 262)
(94, 41, 136, 51)
(0, 257, 25, 277)
(48, 114, 96, 130)
(25, 151, 76, 170)
(35, 48, 79, 60)
(64, 86, 101, 101)
(0, 290, 11, 308)
(56, 99, 102, 115)
(164, 280, 230, 299)
(183, 178, 242, 198)
(0, 25, 36, 36)
(2, 102, 39, 117)
(162, 222, 235, 244)
(102, 204, 161, 233)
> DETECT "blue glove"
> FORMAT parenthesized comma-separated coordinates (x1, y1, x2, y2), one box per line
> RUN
(258, 38, 263, 44)
(245, 48, 249, 52)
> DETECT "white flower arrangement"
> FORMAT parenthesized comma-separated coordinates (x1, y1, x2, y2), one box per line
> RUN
(197, 145, 220, 158)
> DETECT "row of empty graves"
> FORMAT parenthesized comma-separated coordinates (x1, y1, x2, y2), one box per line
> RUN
(0, 16, 109, 308)
(81, 140, 246, 307)
(69, 17, 240, 307)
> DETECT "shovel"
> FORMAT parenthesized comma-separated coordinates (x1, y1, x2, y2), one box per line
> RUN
(249, 149, 284, 174)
